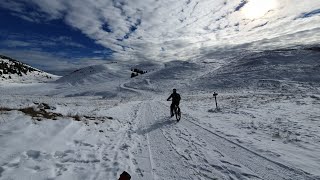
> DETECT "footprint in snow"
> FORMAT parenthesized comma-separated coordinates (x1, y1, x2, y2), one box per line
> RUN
(54, 150, 74, 159)
(26, 150, 41, 159)
(73, 140, 94, 147)
(55, 163, 68, 176)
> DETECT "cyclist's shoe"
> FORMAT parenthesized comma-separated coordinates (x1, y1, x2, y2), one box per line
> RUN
(171, 114, 174, 117)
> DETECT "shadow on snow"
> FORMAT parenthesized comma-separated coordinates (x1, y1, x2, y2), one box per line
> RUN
(135, 118, 176, 135)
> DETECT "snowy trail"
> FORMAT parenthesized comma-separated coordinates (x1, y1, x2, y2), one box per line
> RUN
(0, 97, 318, 179)
(131, 101, 317, 180)
(120, 81, 147, 95)
(132, 102, 194, 179)
(133, 101, 249, 179)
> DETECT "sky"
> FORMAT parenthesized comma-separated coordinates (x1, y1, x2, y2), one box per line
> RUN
(0, 0, 320, 73)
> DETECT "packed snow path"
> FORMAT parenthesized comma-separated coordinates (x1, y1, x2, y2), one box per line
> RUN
(131, 101, 315, 180)
(0, 97, 318, 180)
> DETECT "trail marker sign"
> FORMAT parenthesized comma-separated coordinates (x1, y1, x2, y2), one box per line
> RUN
(213, 92, 218, 109)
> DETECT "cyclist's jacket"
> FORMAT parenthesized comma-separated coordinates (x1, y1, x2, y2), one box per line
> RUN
(167, 93, 181, 104)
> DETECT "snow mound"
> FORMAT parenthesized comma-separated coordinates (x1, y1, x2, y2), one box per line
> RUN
(0, 55, 59, 83)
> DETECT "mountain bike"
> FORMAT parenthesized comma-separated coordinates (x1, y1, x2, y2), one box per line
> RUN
(167, 99, 181, 121)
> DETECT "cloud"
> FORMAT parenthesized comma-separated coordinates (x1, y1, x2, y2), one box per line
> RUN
(1, 0, 320, 62)
(1, 40, 32, 48)
(0, 32, 86, 49)
(0, 48, 109, 73)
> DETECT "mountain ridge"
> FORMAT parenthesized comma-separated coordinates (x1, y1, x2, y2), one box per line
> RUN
(0, 55, 59, 83)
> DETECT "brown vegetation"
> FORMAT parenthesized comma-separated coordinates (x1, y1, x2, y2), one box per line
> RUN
(0, 103, 114, 124)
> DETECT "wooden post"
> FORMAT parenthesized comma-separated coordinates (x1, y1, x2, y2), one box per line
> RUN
(213, 92, 218, 109)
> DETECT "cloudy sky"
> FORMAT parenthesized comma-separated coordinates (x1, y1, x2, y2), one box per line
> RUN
(0, 0, 320, 73)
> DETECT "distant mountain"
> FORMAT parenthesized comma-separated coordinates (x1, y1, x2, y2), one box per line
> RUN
(0, 55, 59, 83)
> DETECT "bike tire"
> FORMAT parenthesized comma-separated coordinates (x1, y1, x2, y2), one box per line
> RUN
(175, 107, 181, 121)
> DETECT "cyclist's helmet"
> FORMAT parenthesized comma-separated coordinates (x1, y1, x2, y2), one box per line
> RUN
(173, 88, 177, 93)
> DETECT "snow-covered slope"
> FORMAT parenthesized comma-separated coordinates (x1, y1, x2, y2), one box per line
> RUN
(122, 48, 320, 94)
(51, 61, 163, 98)
(56, 64, 126, 85)
(123, 60, 202, 94)
(191, 48, 320, 92)
(1, 48, 319, 97)
(0, 55, 59, 83)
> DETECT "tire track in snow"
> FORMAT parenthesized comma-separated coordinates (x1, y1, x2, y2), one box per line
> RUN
(181, 114, 316, 180)
(133, 102, 195, 179)
(99, 101, 143, 179)
(154, 101, 259, 179)
(156, 101, 317, 180)
(132, 102, 156, 180)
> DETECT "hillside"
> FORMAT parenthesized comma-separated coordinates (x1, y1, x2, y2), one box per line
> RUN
(122, 48, 320, 94)
(52, 61, 163, 98)
(56, 64, 127, 85)
(0, 48, 320, 179)
(0, 55, 59, 83)
(190, 48, 320, 92)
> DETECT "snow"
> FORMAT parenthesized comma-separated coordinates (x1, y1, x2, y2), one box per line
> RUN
(0, 49, 320, 179)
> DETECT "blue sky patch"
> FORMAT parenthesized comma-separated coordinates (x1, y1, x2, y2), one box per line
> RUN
(297, 9, 320, 19)
(234, 1, 247, 12)
(0, 7, 112, 72)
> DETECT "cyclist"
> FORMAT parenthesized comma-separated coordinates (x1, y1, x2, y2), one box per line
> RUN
(167, 88, 181, 117)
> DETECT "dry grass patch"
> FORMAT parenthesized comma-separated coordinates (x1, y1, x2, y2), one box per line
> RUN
(0, 103, 114, 123)
(20, 107, 63, 121)
(0, 107, 13, 112)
